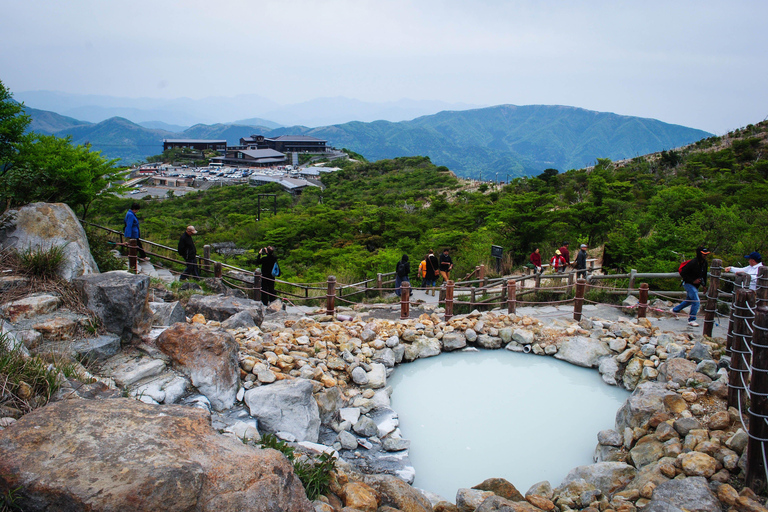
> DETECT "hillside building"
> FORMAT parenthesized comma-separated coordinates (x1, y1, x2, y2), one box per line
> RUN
(209, 148, 287, 168)
(163, 139, 227, 152)
(249, 175, 319, 194)
(238, 135, 327, 153)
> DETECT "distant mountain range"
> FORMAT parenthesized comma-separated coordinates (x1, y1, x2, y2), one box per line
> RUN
(22, 103, 712, 179)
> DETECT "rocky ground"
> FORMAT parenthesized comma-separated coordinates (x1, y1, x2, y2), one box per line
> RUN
(0, 203, 765, 512)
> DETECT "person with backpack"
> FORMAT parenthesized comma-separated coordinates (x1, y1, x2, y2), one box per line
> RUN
(672, 246, 711, 327)
(418, 255, 428, 288)
(395, 254, 410, 297)
(426, 249, 440, 296)
(124, 202, 148, 261)
(550, 250, 566, 273)
(256, 246, 278, 306)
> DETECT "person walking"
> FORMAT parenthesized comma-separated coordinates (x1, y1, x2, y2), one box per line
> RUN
(395, 254, 410, 297)
(725, 252, 763, 291)
(124, 202, 148, 261)
(439, 248, 453, 284)
(672, 246, 711, 327)
(256, 246, 278, 305)
(574, 244, 588, 279)
(418, 255, 428, 288)
(529, 248, 542, 275)
(558, 242, 571, 269)
(426, 249, 440, 296)
(178, 225, 199, 280)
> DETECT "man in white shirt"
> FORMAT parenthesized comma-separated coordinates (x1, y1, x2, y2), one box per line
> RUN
(725, 251, 763, 291)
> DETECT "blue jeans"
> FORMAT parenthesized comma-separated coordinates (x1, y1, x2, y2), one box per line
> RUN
(673, 282, 700, 321)
(395, 276, 409, 296)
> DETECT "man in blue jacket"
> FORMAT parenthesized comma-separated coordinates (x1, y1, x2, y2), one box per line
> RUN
(124, 203, 148, 260)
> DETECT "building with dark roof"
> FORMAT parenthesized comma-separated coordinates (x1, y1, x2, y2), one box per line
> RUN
(238, 134, 327, 153)
(163, 139, 227, 152)
(249, 175, 319, 194)
(210, 148, 287, 167)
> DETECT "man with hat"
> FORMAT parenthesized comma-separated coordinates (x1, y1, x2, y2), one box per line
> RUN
(673, 246, 711, 327)
(725, 252, 763, 291)
(178, 225, 199, 280)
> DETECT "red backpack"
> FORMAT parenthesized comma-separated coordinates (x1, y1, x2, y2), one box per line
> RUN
(678, 259, 692, 275)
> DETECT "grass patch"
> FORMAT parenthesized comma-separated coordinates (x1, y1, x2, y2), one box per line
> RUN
(16, 244, 65, 279)
(0, 334, 63, 413)
(258, 433, 336, 501)
(85, 229, 125, 272)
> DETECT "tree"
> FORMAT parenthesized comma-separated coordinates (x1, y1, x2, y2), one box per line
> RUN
(0, 80, 31, 209)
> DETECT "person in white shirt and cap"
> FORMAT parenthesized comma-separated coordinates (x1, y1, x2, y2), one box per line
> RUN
(725, 252, 763, 291)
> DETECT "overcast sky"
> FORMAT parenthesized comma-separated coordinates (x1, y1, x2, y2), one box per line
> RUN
(2, 0, 766, 134)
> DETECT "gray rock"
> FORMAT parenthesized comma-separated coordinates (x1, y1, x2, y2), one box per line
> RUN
(623, 357, 644, 390)
(72, 271, 153, 342)
(673, 417, 701, 436)
(339, 407, 361, 425)
(404, 337, 441, 361)
(71, 334, 121, 362)
(149, 301, 186, 327)
(393, 344, 405, 364)
(659, 358, 697, 385)
(386, 335, 400, 348)
(221, 310, 256, 330)
(554, 336, 612, 368)
(616, 382, 676, 432)
(647, 476, 721, 512)
(370, 407, 399, 438)
(245, 379, 321, 442)
(629, 437, 664, 468)
(442, 332, 467, 351)
(373, 347, 396, 367)
(351, 366, 369, 385)
(526, 480, 553, 499)
(696, 360, 719, 380)
(315, 386, 343, 425)
(364, 363, 387, 389)
(512, 329, 534, 345)
(382, 436, 410, 452)
(598, 429, 623, 447)
(353, 416, 379, 438)
(609, 338, 628, 352)
(465, 328, 478, 342)
(456, 488, 495, 511)
(0, 202, 98, 281)
(599, 357, 619, 386)
(559, 462, 636, 497)
(499, 328, 513, 343)
(477, 334, 502, 349)
(338, 430, 358, 450)
(688, 341, 712, 363)
(186, 294, 264, 325)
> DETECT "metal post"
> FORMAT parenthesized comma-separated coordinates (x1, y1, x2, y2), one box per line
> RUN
(746, 300, 768, 492)
(400, 281, 410, 319)
(326, 275, 336, 316)
(728, 288, 756, 410)
(203, 245, 212, 275)
(507, 280, 517, 315)
(703, 259, 722, 337)
(445, 280, 454, 321)
(638, 283, 649, 318)
(573, 278, 586, 321)
(252, 269, 262, 303)
(128, 238, 138, 273)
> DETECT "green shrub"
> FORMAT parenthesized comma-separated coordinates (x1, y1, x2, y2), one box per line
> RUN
(257, 433, 336, 500)
(16, 244, 65, 279)
(0, 334, 63, 413)
(85, 229, 125, 272)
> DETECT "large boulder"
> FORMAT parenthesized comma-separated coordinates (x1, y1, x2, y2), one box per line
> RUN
(559, 462, 636, 497)
(0, 399, 312, 512)
(72, 271, 153, 342)
(148, 301, 185, 326)
(186, 294, 264, 325)
(0, 202, 98, 281)
(615, 382, 676, 432)
(245, 379, 321, 442)
(554, 336, 612, 368)
(646, 476, 722, 512)
(156, 323, 239, 411)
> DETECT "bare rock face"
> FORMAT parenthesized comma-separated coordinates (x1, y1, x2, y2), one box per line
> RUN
(0, 398, 313, 512)
(185, 294, 264, 325)
(245, 379, 321, 442)
(0, 202, 99, 281)
(72, 271, 153, 342)
(156, 323, 239, 411)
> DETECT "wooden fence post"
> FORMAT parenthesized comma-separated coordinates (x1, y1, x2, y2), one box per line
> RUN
(128, 238, 138, 273)
(400, 281, 410, 319)
(568, 271, 575, 293)
(445, 280, 454, 321)
(507, 280, 517, 315)
(728, 288, 756, 410)
(573, 278, 586, 321)
(251, 269, 262, 303)
(479, 264, 486, 288)
(470, 288, 476, 310)
(534, 272, 541, 294)
(214, 262, 222, 279)
(703, 259, 722, 337)
(727, 273, 749, 355)
(757, 266, 768, 308)
(377, 273, 383, 297)
(326, 275, 336, 316)
(628, 269, 637, 290)
(638, 283, 649, 318)
(746, 299, 768, 492)
(203, 245, 212, 275)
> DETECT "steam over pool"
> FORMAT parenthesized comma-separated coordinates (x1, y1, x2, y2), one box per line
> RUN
(388, 349, 629, 501)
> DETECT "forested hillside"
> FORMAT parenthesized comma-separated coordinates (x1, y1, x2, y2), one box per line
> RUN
(90, 121, 768, 286)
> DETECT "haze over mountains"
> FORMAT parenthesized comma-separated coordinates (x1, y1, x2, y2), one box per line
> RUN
(19, 91, 712, 179)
